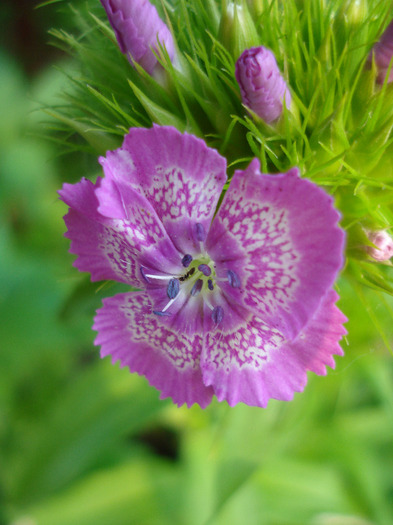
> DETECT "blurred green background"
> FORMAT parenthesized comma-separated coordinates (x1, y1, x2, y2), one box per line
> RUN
(1, 2, 393, 524)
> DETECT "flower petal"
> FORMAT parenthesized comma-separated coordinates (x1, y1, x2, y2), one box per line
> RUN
(201, 289, 346, 408)
(59, 177, 137, 284)
(59, 177, 181, 285)
(93, 292, 214, 408)
(98, 125, 227, 254)
(206, 159, 345, 339)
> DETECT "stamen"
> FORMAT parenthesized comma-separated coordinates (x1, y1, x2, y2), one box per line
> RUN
(227, 269, 241, 288)
(161, 285, 184, 313)
(195, 223, 206, 242)
(167, 278, 180, 299)
(198, 264, 211, 276)
(191, 279, 203, 297)
(208, 279, 214, 291)
(211, 306, 224, 325)
(162, 297, 176, 312)
(140, 267, 151, 283)
(182, 254, 193, 267)
(144, 274, 174, 280)
(153, 310, 171, 317)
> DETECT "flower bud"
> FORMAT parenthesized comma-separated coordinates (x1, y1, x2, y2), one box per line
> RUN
(219, 1, 259, 59)
(337, 0, 368, 26)
(235, 46, 291, 123)
(100, 0, 175, 74)
(364, 229, 393, 261)
(369, 20, 393, 84)
(245, 0, 263, 20)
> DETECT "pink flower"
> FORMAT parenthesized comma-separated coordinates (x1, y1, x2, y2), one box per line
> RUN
(369, 21, 393, 84)
(59, 125, 346, 408)
(235, 46, 291, 123)
(364, 229, 393, 261)
(100, 0, 175, 74)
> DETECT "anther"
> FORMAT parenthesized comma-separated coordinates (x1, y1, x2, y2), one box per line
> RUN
(208, 279, 214, 291)
(167, 278, 180, 299)
(191, 279, 203, 297)
(153, 310, 171, 317)
(182, 254, 193, 268)
(211, 306, 224, 325)
(198, 264, 211, 276)
(227, 270, 241, 288)
(195, 223, 206, 242)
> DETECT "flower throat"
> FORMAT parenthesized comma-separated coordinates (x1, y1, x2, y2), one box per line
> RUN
(140, 223, 240, 325)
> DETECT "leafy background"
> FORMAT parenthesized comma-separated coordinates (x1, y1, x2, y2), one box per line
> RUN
(1, 1, 393, 524)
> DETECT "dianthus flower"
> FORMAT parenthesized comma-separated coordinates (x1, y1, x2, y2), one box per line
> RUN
(100, 0, 175, 74)
(235, 46, 291, 123)
(59, 125, 346, 408)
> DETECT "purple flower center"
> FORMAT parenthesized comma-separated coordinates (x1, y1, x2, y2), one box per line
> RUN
(140, 225, 242, 326)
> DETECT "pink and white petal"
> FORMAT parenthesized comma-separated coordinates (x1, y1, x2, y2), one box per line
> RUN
(98, 125, 227, 253)
(95, 169, 182, 271)
(60, 177, 183, 284)
(59, 178, 100, 219)
(99, 187, 182, 275)
(201, 289, 347, 408)
(93, 292, 214, 408)
(206, 159, 345, 339)
(59, 178, 140, 284)
(63, 206, 140, 285)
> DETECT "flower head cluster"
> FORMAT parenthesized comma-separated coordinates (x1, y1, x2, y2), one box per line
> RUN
(235, 46, 291, 123)
(60, 125, 346, 408)
(100, 0, 175, 74)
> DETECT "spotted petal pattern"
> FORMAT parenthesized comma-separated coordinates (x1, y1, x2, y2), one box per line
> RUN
(94, 292, 214, 408)
(201, 290, 347, 407)
(206, 159, 345, 339)
(59, 178, 138, 284)
(98, 125, 227, 254)
(59, 175, 181, 285)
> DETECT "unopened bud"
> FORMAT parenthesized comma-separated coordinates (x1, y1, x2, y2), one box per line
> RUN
(219, 1, 259, 59)
(364, 229, 393, 261)
(235, 46, 291, 123)
(100, 0, 176, 74)
(368, 20, 393, 85)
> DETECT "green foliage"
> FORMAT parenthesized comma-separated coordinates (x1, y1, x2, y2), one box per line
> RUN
(2, 1, 393, 524)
